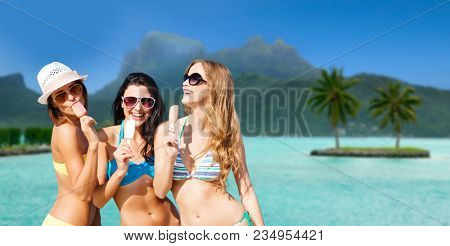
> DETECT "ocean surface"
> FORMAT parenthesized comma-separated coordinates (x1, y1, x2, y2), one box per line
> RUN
(1, 137, 449, 226)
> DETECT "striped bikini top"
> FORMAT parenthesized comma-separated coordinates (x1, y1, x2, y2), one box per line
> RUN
(173, 118, 221, 181)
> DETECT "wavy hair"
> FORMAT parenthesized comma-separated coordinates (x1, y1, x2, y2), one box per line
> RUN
(112, 73, 164, 160)
(183, 60, 243, 189)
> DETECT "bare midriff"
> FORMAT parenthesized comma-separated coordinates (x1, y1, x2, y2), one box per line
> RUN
(50, 173, 98, 225)
(173, 179, 245, 226)
(114, 175, 179, 226)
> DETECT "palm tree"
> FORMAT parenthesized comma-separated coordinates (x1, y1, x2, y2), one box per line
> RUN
(369, 82, 421, 148)
(308, 68, 360, 149)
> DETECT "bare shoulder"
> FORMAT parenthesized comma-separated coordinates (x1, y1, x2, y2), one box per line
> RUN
(53, 123, 78, 142)
(99, 125, 121, 146)
(52, 124, 81, 156)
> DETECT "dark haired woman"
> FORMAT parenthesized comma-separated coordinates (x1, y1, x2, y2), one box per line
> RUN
(93, 73, 179, 226)
(37, 62, 100, 226)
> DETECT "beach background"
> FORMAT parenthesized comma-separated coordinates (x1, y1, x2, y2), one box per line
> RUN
(1, 0, 449, 226)
(1, 137, 450, 226)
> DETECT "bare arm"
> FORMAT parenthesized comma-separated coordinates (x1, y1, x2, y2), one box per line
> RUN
(234, 137, 265, 226)
(153, 122, 178, 199)
(97, 140, 107, 186)
(93, 128, 131, 208)
(96, 128, 113, 185)
(93, 169, 127, 208)
(58, 122, 98, 202)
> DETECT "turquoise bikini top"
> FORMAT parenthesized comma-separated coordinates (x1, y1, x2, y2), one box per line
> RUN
(106, 121, 155, 186)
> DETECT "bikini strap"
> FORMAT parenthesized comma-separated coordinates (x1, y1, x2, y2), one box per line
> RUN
(178, 117, 188, 141)
(117, 120, 125, 147)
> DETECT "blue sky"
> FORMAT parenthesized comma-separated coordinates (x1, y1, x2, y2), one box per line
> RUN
(0, 0, 449, 93)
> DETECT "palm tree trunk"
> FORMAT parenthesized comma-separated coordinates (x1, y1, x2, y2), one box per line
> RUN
(334, 127, 340, 149)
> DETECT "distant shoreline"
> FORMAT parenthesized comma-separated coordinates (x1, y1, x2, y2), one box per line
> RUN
(311, 147, 430, 158)
(0, 145, 51, 157)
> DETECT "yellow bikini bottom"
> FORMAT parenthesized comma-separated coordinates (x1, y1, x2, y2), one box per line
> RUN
(42, 214, 74, 226)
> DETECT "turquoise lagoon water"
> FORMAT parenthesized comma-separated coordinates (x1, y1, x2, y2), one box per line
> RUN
(1, 137, 450, 226)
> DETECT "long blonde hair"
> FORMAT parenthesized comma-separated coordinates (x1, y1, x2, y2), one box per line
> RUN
(183, 59, 243, 189)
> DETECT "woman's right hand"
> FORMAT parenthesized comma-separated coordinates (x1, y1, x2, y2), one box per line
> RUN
(80, 115, 99, 144)
(113, 141, 133, 173)
(163, 122, 179, 162)
(162, 105, 180, 162)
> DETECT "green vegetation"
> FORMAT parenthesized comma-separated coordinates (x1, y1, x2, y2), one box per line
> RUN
(307, 73, 428, 158)
(311, 146, 429, 158)
(0, 128, 21, 146)
(369, 83, 421, 148)
(307, 68, 360, 148)
(24, 127, 52, 145)
(0, 127, 52, 156)
(0, 127, 52, 146)
(340, 147, 427, 152)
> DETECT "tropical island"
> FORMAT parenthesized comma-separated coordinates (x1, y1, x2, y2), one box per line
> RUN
(0, 33, 443, 158)
(308, 68, 429, 158)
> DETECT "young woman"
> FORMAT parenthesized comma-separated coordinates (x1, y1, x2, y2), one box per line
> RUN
(93, 73, 179, 226)
(37, 62, 100, 226)
(154, 60, 264, 226)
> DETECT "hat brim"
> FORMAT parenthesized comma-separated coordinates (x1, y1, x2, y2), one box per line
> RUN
(38, 75, 87, 105)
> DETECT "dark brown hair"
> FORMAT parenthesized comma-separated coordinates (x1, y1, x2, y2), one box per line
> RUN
(112, 73, 163, 160)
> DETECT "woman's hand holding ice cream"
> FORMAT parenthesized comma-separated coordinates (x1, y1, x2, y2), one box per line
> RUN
(164, 105, 179, 162)
(72, 102, 98, 144)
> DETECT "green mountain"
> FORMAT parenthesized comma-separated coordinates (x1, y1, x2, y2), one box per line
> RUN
(241, 72, 450, 137)
(1, 71, 449, 137)
(92, 32, 317, 102)
(0, 33, 449, 137)
(0, 73, 51, 127)
(345, 73, 450, 137)
(93, 31, 207, 101)
(210, 37, 319, 80)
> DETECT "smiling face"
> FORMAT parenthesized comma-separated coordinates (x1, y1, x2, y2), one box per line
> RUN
(121, 85, 154, 128)
(182, 62, 210, 108)
(50, 81, 86, 117)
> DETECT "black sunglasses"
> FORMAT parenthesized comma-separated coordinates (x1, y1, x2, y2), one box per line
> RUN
(183, 73, 207, 86)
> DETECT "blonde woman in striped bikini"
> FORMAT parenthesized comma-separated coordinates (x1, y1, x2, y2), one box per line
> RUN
(154, 59, 264, 226)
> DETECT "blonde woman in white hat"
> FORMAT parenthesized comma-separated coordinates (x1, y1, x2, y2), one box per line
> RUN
(37, 62, 100, 226)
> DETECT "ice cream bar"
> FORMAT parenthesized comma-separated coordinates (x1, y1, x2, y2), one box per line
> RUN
(169, 105, 179, 124)
(124, 118, 136, 145)
(72, 102, 87, 118)
(168, 105, 178, 133)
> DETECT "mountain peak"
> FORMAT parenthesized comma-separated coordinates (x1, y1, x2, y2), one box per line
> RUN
(122, 31, 206, 73)
(145, 31, 203, 44)
(0, 73, 26, 89)
(245, 36, 265, 46)
(210, 36, 318, 80)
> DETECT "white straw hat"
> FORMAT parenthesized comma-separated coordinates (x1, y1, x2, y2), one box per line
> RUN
(36, 62, 87, 104)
